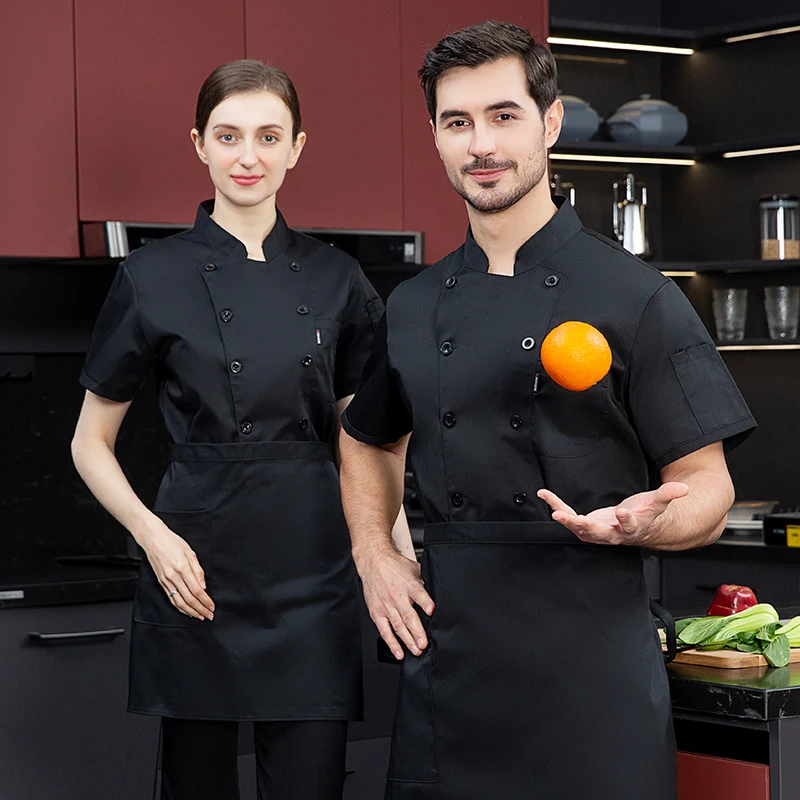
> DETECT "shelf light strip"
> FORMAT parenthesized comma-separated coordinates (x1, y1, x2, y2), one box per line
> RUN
(547, 36, 695, 56)
(661, 271, 698, 277)
(725, 25, 800, 44)
(717, 344, 800, 351)
(549, 153, 696, 166)
(722, 144, 800, 159)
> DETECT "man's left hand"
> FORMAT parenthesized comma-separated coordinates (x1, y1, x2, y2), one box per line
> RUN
(537, 483, 689, 546)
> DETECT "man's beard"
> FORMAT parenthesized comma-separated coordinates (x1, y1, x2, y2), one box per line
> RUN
(447, 140, 547, 214)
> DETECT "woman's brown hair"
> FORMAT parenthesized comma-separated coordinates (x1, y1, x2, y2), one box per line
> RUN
(195, 59, 302, 140)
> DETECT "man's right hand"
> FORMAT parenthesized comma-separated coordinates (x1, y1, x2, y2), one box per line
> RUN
(358, 550, 435, 660)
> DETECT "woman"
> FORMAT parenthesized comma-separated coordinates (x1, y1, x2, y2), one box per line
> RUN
(71, 59, 409, 800)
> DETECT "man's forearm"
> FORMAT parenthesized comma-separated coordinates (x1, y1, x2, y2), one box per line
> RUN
(339, 431, 409, 570)
(643, 467, 734, 551)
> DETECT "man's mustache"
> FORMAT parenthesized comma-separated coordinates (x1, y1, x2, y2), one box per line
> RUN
(462, 158, 516, 174)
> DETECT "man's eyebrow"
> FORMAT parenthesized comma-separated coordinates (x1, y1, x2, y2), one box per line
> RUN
(438, 108, 470, 123)
(485, 100, 525, 113)
(438, 100, 525, 123)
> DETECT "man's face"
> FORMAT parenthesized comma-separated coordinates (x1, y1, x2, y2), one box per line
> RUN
(432, 57, 562, 214)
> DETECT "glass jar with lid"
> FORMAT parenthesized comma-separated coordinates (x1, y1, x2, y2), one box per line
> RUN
(760, 194, 799, 260)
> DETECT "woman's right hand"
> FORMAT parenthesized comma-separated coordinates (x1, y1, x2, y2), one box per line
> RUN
(139, 518, 215, 621)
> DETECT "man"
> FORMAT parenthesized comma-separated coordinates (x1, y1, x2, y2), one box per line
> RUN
(339, 21, 755, 800)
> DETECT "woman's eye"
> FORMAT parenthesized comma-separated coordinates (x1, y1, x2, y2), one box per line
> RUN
(263, 135, 276, 143)
(219, 133, 235, 143)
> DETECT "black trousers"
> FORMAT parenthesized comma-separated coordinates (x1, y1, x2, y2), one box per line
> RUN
(160, 718, 348, 800)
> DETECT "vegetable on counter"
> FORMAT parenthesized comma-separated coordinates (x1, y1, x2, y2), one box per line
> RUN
(676, 604, 799, 668)
(706, 583, 758, 617)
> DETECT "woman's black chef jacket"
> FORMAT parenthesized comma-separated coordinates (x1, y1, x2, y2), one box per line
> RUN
(342, 197, 756, 800)
(81, 201, 383, 721)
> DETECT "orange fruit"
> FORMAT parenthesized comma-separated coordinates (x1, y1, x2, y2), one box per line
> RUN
(540, 321, 612, 392)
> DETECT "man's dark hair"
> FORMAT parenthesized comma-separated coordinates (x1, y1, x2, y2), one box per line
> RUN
(419, 21, 558, 122)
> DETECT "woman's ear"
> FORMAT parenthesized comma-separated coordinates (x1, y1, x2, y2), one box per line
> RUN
(287, 130, 307, 170)
(191, 128, 209, 165)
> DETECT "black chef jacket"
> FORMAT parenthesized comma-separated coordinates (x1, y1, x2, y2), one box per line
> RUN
(79, 201, 382, 720)
(343, 197, 756, 520)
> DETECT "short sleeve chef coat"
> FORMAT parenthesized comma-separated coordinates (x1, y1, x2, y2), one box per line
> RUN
(343, 197, 756, 520)
(81, 200, 384, 444)
(78, 200, 382, 721)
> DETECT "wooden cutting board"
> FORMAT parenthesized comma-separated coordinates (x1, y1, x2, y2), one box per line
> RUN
(669, 646, 800, 669)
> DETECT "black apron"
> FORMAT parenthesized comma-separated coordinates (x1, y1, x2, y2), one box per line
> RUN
(129, 441, 363, 720)
(385, 522, 676, 800)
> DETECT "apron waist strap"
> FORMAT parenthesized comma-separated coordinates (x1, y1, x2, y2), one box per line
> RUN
(424, 521, 638, 549)
(169, 441, 334, 462)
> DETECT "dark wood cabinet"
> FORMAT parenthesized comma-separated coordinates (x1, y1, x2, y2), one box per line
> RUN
(0, 601, 160, 800)
(74, 0, 245, 224)
(0, 0, 79, 257)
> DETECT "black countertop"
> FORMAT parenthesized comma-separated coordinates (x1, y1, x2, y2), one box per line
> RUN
(667, 606, 800, 722)
(0, 556, 139, 609)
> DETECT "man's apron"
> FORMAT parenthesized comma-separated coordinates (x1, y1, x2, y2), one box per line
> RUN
(385, 522, 675, 800)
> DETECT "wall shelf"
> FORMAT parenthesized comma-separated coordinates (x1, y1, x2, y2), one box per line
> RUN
(716, 340, 800, 351)
(549, 14, 800, 52)
(656, 260, 800, 274)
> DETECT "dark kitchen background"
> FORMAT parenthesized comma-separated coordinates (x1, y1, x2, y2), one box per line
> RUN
(3, 1, 800, 798)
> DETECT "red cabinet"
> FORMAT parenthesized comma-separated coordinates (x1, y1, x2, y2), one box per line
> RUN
(678, 752, 770, 800)
(399, 1, 549, 263)
(245, 0, 404, 231)
(74, 0, 245, 224)
(0, 0, 79, 256)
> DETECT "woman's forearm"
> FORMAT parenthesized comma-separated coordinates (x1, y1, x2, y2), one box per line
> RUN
(71, 435, 160, 547)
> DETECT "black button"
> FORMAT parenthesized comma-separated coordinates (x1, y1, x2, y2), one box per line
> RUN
(204, 262, 217, 272)
(240, 421, 253, 435)
(510, 415, 524, 429)
(301, 355, 313, 367)
(297, 305, 309, 315)
(440, 341, 454, 356)
(513, 492, 527, 506)
(545, 275, 559, 287)
(230, 360, 242, 374)
(290, 262, 300, 271)
(442, 413, 456, 428)
(220, 308, 233, 323)
(445, 275, 458, 288)
(298, 417, 309, 430)
(451, 492, 463, 507)
(521, 337, 536, 350)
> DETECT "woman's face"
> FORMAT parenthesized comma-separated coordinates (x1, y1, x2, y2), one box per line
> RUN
(192, 90, 306, 209)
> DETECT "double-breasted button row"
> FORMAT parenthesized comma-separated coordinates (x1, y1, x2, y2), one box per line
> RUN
(230, 360, 242, 374)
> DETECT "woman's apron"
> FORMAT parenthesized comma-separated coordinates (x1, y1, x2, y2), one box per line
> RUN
(128, 441, 363, 721)
(385, 522, 675, 800)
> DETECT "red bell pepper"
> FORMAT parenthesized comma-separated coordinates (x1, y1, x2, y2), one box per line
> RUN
(706, 584, 758, 616)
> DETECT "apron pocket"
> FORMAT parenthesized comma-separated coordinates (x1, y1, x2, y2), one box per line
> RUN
(133, 510, 213, 628)
(387, 641, 439, 783)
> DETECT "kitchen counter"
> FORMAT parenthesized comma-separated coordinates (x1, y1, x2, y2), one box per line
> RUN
(0, 556, 139, 608)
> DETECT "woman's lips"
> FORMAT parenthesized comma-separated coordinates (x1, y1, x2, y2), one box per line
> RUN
(232, 175, 263, 186)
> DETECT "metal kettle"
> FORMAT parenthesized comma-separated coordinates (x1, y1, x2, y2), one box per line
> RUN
(613, 173, 651, 259)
